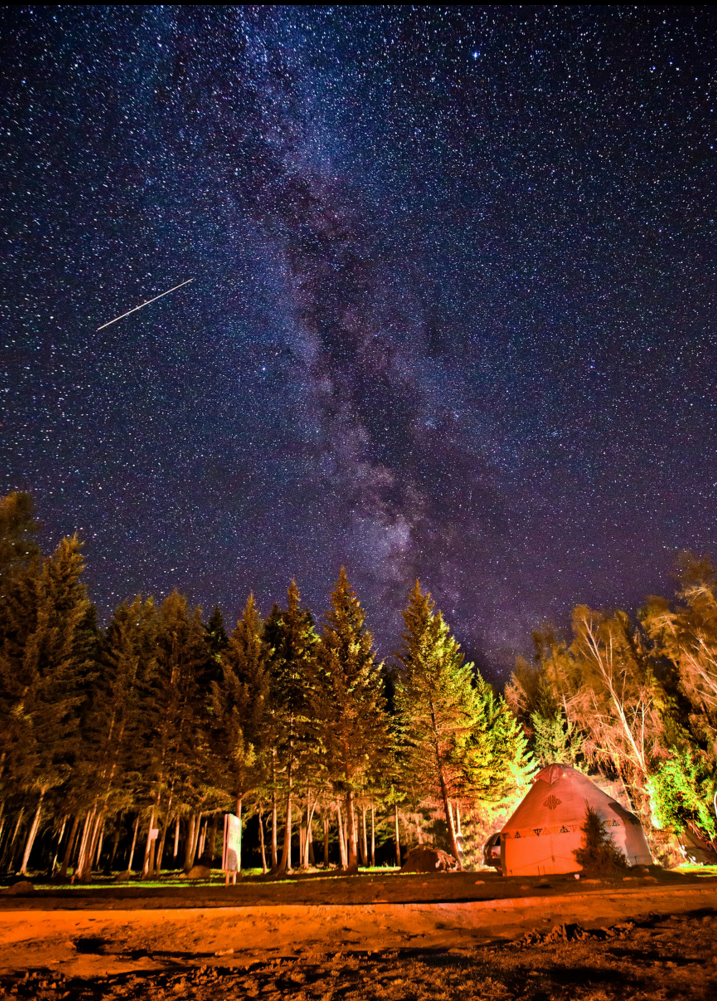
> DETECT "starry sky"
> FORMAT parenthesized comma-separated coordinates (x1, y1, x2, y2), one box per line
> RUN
(2, 5, 717, 677)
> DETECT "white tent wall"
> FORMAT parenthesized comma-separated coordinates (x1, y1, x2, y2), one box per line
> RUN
(501, 764, 652, 877)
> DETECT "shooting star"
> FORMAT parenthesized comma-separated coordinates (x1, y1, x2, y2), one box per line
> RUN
(97, 278, 194, 330)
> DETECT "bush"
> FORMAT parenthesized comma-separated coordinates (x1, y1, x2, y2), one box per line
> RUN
(573, 804, 628, 875)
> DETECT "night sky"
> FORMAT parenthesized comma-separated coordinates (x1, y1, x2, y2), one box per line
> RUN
(2, 5, 717, 676)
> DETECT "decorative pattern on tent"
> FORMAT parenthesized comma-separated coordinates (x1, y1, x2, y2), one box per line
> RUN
(542, 795, 562, 810)
(503, 815, 640, 839)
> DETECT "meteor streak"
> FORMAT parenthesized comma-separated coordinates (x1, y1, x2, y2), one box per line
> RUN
(97, 278, 194, 330)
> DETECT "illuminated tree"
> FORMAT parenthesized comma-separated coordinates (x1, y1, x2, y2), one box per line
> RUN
(506, 650, 584, 767)
(263, 581, 317, 872)
(310, 569, 389, 873)
(211, 594, 270, 867)
(138, 591, 214, 875)
(73, 595, 157, 877)
(395, 582, 484, 866)
(0, 535, 95, 874)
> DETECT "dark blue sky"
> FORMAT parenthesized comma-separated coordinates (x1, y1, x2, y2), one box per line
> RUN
(2, 5, 716, 676)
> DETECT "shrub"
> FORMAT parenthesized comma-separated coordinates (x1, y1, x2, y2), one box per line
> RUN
(573, 804, 628, 875)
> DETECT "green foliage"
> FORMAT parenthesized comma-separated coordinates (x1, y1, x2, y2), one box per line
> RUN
(0, 490, 39, 591)
(212, 594, 270, 809)
(310, 569, 390, 868)
(396, 584, 532, 805)
(573, 804, 628, 874)
(395, 582, 482, 799)
(648, 748, 716, 840)
(530, 703, 583, 768)
(311, 569, 389, 791)
(0, 535, 94, 796)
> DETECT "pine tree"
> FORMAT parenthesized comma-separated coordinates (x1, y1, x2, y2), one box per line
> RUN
(137, 591, 213, 875)
(0, 491, 39, 594)
(530, 703, 583, 767)
(573, 804, 628, 874)
(310, 569, 388, 873)
(394, 582, 484, 866)
(74, 596, 157, 877)
(0, 535, 94, 873)
(264, 581, 317, 872)
(211, 594, 270, 868)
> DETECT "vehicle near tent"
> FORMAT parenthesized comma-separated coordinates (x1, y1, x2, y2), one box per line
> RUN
(483, 832, 502, 871)
(501, 763, 652, 877)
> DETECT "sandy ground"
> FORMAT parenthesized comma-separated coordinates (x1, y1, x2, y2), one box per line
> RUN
(0, 871, 715, 999)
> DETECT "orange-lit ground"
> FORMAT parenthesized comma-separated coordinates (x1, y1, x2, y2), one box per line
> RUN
(1, 870, 715, 999)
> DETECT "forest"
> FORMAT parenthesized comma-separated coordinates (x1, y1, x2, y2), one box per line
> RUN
(0, 490, 715, 880)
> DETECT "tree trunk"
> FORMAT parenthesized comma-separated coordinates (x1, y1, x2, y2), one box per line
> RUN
(278, 788, 292, 873)
(415, 813, 424, 844)
(323, 812, 330, 868)
(93, 819, 106, 871)
(235, 800, 242, 872)
(371, 804, 375, 867)
(53, 815, 67, 860)
(75, 810, 95, 879)
(207, 813, 219, 863)
(299, 809, 306, 869)
(394, 802, 401, 867)
(50, 815, 68, 875)
(456, 802, 462, 838)
(83, 812, 103, 877)
(109, 826, 121, 872)
(344, 790, 359, 872)
(127, 814, 140, 871)
(337, 803, 347, 868)
(20, 788, 45, 875)
(173, 817, 180, 860)
(59, 814, 80, 878)
(191, 812, 203, 865)
(142, 808, 156, 876)
(184, 814, 196, 871)
(197, 820, 206, 860)
(303, 798, 317, 869)
(438, 771, 463, 869)
(156, 794, 175, 875)
(271, 788, 278, 870)
(2, 807, 24, 872)
(309, 823, 316, 866)
(258, 804, 267, 873)
(361, 806, 368, 866)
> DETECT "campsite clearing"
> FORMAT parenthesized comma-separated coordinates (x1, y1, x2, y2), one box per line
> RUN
(0, 868, 715, 998)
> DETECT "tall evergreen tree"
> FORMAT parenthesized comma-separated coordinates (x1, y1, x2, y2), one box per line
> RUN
(394, 582, 483, 865)
(0, 535, 94, 873)
(310, 569, 388, 873)
(212, 594, 270, 866)
(264, 581, 317, 872)
(74, 595, 157, 876)
(0, 491, 39, 596)
(138, 591, 213, 874)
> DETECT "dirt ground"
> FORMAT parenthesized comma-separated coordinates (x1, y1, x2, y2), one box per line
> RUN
(1, 869, 715, 999)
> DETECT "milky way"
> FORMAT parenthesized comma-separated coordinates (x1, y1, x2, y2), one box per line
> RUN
(2, 6, 717, 676)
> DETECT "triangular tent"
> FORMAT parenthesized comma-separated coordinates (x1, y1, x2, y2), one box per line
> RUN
(501, 764, 651, 876)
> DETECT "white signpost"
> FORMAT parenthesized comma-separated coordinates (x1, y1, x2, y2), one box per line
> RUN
(223, 813, 241, 885)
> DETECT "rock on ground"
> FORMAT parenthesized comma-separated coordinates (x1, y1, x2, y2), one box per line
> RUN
(185, 865, 212, 879)
(1, 880, 34, 895)
(401, 845, 460, 873)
